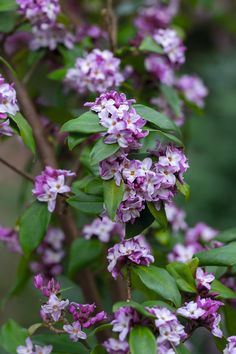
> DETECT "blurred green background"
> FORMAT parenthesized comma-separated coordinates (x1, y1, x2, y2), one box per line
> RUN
(1, 0, 236, 353)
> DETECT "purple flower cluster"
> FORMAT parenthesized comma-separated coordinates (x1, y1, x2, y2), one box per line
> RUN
(185, 222, 218, 244)
(134, 0, 179, 37)
(100, 143, 188, 223)
(177, 297, 223, 338)
(17, 337, 52, 354)
(16, 0, 60, 25)
(176, 75, 208, 108)
(165, 202, 187, 232)
(147, 306, 186, 353)
(32, 166, 75, 212)
(83, 216, 124, 243)
(65, 50, 124, 94)
(16, 0, 74, 51)
(0, 225, 21, 253)
(103, 338, 129, 354)
(224, 336, 236, 354)
(34, 275, 106, 342)
(0, 74, 19, 137)
(30, 228, 65, 277)
(107, 235, 154, 278)
(145, 55, 175, 86)
(85, 91, 147, 149)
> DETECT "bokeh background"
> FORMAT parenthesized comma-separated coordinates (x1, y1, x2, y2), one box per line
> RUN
(1, 0, 236, 353)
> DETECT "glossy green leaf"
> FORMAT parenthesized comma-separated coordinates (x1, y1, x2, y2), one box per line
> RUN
(187, 257, 199, 275)
(211, 279, 236, 299)
(10, 113, 36, 154)
(160, 84, 181, 117)
(139, 36, 164, 54)
(134, 104, 180, 136)
(215, 227, 236, 243)
(175, 344, 191, 354)
(48, 68, 67, 80)
(113, 300, 155, 318)
(61, 112, 106, 134)
(147, 202, 168, 228)
(19, 201, 51, 257)
(0, 320, 28, 354)
(176, 180, 190, 200)
(142, 300, 175, 311)
(0, 0, 17, 11)
(224, 304, 236, 336)
(90, 138, 119, 166)
(67, 190, 103, 214)
(129, 326, 157, 354)
(90, 345, 107, 354)
(167, 262, 197, 293)
(67, 133, 87, 150)
(103, 179, 125, 220)
(133, 265, 181, 307)
(68, 238, 103, 276)
(126, 206, 154, 237)
(196, 242, 236, 266)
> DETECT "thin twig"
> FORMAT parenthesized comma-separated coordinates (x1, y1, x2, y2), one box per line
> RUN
(103, 0, 117, 52)
(0, 156, 35, 183)
(126, 264, 132, 302)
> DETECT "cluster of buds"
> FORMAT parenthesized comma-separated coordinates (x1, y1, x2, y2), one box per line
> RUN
(107, 235, 154, 278)
(32, 166, 75, 212)
(82, 215, 124, 243)
(100, 144, 188, 224)
(0, 74, 19, 137)
(16, 0, 75, 50)
(65, 50, 124, 94)
(85, 91, 147, 149)
(34, 275, 106, 342)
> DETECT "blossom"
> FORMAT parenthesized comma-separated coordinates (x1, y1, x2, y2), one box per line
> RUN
(32, 166, 75, 212)
(30, 23, 75, 51)
(85, 91, 147, 149)
(145, 55, 175, 85)
(63, 321, 87, 342)
(107, 235, 154, 278)
(175, 75, 208, 108)
(177, 301, 206, 319)
(17, 338, 52, 354)
(165, 203, 187, 232)
(0, 74, 19, 118)
(111, 307, 139, 341)
(0, 119, 14, 137)
(168, 244, 198, 263)
(41, 293, 69, 321)
(16, 0, 60, 25)
(65, 50, 124, 94)
(153, 29, 186, 66)
(82, 216, 117, 243)
(67, 302, 107, 328)
(103, 338, 129, 354)
(196, 268, 215, 292)
(147, 307, 176, 327)
(224, 336, 236, 354)
(0, 225, 21, 253)
(185, 223, 218, 244)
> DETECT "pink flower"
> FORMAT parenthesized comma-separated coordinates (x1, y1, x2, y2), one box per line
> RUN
(196, 268, 215, 291)
(41, 294, 69, 321)
(0, 75, 19, 118)
(175, 75, 208, 108)
(177, 301, 206, 319)
(63, 321, 87, 342)
(17, 338, 52, 354)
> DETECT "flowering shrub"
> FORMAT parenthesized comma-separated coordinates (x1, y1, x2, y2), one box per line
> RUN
(0, 1, 235, 354)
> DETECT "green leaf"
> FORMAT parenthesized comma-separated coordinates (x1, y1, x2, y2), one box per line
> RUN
(48, 68, 67, 80)
(215, 227, 236, 243)
(175, 344, 191, 354)
(139, 36, 164, 54)
(0, 11, 17, 33)
(0, 0, 17, 12)
(187, 257, 199, 275)
(167, 262, 197, 293)
(68, 238, 103, 276)
(147, 202, 168, 228)
(19, 201, 51, 257)
(0, 320, 28, 354)
(224, 304, 236, 336)
(160, 84, 181, 117)
(113, 301, 155, 318)
(134, 104, 180, 136)
(129, 326, 156, 354)
(103, 179, 125, 220)
(90, 345, 107, 354)
(211, 279, 236, 299)
(61, 112, 106, 134)
(133, 265, 181, 307)
(67, 133, 87, 150)
(10, 113, 36, 154)
(90, 138, 119, 166)
(196, 242, 236, 266)
(33, 334, 87, 354)
(142, 300, 175, 311)
(8, 256, 30, 297)
(176, 180, 190, 200)
(67, 190, 103, 214)
(126, 206, 154, 237)
(28, 323, 42, 336)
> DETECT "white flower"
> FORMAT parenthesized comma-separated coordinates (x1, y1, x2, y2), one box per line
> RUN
(41, 294, 69, 321)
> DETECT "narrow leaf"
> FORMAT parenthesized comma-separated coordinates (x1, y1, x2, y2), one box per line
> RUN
(103, 179, 125, 220)
(176, 180, 190, 200)
(90, 138, 119, 165)
(61, 111, 106, 134)
(196, 242, 236, 266)
(139, 36, 164, 54)
(129, 326, 157, 354)
(211, 279, 236, 299)
(10, 113, 36, 154)
(160, 84, 181, 117)
(167, 262, 197, 293)
(147, 202, 168, 228)
(215, 227, 236, 243)
(67, 190, 103, 214)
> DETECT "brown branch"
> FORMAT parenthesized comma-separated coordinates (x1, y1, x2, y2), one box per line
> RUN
(126, 264, 132, 302)
(0, 156, 35, 183)
(102, 0, 117, 52)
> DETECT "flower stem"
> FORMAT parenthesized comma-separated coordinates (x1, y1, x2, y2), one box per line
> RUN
(0, 156, 34, 183)
(127, 264, 132, 302)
